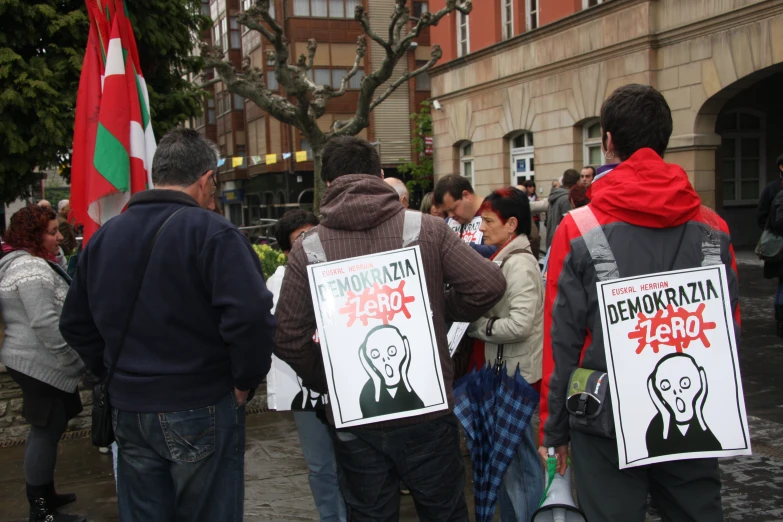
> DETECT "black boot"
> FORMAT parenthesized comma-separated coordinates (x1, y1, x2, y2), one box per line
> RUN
(27, 484, 85, 522)
(43, 482, 76, 510)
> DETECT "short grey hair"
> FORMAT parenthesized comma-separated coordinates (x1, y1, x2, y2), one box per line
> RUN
(152, 128, 219, 187)
(57, 199, 70, 212)
(384, 177, 409, 200)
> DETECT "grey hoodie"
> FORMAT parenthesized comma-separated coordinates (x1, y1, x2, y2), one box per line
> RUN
(0, 250, 84, 392)
(546, 187, 572, 249)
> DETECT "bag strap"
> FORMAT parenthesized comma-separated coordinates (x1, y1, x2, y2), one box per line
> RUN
(102, 207, 188, 390)
(572, 206, 724, 280)
(498, 247, 535, 269)
(486, 316, 504, 374)
(302, 209, 423, 265)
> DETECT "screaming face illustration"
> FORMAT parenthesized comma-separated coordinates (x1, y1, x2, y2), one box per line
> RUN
(358, 325, 424, 419)
(645, 353, 722, 458)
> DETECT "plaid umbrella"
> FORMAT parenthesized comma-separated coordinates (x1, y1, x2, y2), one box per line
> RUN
(453, 362, 540, 522)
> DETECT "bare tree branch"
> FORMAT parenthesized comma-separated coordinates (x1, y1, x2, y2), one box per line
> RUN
(201, 44, 299, 127)
(356, 5, 391, 52)
(330, 36, 367, 98)
(369, 45, 442, 112)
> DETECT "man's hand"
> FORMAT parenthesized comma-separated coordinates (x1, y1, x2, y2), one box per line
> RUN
(538, 445, 569, 475)
(234, 387, 249, 407)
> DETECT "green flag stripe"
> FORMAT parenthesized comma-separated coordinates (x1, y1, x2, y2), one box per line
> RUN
(94, 123, 130, 192)
(135, 73, 150, 128)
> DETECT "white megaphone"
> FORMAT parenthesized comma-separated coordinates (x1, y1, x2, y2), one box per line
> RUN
(531, 448, 586, 522)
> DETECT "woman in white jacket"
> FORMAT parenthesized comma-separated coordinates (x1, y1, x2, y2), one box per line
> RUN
(469, 186, 544, 522)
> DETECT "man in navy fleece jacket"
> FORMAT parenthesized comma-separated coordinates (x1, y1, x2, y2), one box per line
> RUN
(60, 129, 275, 522)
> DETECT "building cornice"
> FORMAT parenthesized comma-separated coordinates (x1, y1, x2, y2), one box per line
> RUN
(429, 0, 783, 103)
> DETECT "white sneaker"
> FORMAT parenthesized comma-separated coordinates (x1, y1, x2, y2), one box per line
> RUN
(99, 446, 110, 454)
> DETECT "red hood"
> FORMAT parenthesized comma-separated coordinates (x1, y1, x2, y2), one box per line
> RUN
(588, 148, 702, 228)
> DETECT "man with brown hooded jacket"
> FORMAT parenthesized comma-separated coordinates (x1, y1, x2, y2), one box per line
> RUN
(275, 136, 506, 522)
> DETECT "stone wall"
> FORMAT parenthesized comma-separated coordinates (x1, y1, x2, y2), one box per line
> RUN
(0, 368, 93, 442)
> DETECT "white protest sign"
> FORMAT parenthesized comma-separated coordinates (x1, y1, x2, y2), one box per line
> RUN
(447, 322, 470, 357)
(267, 356, 329, 411)
(597, 265, 751, 469)
(447, 216, 484, 245)
(307, 246, 448, 428)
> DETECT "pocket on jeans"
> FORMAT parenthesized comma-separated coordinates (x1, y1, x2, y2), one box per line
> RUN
(404, 419, 454, 462)
(159, 405, 216, 463)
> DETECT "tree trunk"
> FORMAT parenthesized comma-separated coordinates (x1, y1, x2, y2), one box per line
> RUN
(313, 146, 326, 216)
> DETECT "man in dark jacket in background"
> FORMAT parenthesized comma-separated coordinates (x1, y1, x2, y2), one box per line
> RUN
(275, 136, 505, 522)
(545, 168, 580, 249)
(758, 154, 783, 229)
(540, 84, 739, 521)
(60, 129, 276, 522)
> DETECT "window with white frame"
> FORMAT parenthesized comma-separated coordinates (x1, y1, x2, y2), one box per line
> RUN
(457, 7, 469, 57)
(717, 109, 766, 204)
(501, 0, 513, 40)
(583, 120, 604, 167)
(527, 0, 538, 30)
(582, 0, 603, 8)
(294, 0, 357, 17)
(460, 142, 474, 186)
(510, 132, 534, 185)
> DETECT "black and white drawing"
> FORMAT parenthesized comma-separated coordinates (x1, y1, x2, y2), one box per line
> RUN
(358, 325, 425, 419)
(292, 375, 328, 411)
(645, 353, 722, 458)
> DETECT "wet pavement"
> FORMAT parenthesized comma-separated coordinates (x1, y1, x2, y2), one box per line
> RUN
(0, 251, 781, 521)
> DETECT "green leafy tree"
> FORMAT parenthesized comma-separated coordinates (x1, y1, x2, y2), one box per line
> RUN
(397, 101, 433, 209)
(0, 0, 204, 204)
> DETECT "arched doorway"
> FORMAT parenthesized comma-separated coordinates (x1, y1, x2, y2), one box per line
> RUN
(694, 65, 783, 246)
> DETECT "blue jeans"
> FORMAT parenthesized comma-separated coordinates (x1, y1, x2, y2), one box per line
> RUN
(498, 422, 544, 522)
(293, 411, 346, 522)
(112, 392, 246, 522)
(331, 413, 468, 522)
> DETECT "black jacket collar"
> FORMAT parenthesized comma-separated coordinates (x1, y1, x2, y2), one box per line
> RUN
(127, 189, 201, 208)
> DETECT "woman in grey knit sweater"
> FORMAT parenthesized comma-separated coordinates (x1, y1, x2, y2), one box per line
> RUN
(0, 205, 85, 522)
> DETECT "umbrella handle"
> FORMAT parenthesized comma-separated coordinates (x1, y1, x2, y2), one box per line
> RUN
(485, 317, 504, 374)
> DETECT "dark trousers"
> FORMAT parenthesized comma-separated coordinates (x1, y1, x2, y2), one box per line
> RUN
(331, 413, 469, 522)
(571, 430, 724, 522)
(112, 392, 246, 522)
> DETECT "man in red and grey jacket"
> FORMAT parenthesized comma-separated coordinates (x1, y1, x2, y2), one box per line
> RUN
(539, 84, 740, 521)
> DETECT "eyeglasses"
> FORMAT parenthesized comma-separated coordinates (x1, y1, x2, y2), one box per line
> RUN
(209, 171, 219, 196)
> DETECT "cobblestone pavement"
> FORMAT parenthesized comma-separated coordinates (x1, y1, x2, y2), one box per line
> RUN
(0, 252, 780, 521)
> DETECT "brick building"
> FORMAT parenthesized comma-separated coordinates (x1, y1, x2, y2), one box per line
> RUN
(428, 0, 783, 246)
(188, 0, 433, 226)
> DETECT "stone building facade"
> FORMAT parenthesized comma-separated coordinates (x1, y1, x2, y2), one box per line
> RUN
(429, 0, 783, 245)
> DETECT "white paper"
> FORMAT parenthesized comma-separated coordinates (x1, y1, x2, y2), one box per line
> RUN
(597, 265, 751, 469)
(447, 322, 470, 357)
(306, 246, 448, 428)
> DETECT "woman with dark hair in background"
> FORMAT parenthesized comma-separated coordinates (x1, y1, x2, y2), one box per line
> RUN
(0, 206, 85, 522)
(468, 186, 544, 522)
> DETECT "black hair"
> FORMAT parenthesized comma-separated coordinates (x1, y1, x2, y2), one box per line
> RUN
(600, 84, 672, 161)
(275, 209, 319, 252)
(776, 154, 783, 168)
(562, 169, 580, 189)
(523, 179, 536, 189)
(582, 166, 596, 177)
(433, 173, 474, 205)
(321, 136, 382, 183)
(479, 187, 531, 237)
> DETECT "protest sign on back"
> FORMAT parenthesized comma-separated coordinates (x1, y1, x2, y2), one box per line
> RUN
(307, 246, 448, 428)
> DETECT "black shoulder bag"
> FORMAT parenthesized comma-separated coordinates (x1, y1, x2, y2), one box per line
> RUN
(91, 208, 187, 447)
